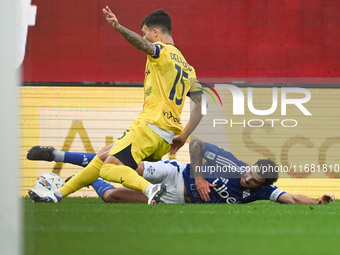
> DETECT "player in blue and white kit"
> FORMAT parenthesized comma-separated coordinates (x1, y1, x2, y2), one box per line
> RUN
(185, 140, 284, 204)
(27, 143, 335, 205)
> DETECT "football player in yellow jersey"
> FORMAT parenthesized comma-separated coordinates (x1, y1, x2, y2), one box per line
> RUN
(28, 6, 203, 204)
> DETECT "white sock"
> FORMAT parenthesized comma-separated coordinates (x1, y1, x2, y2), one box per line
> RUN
(53, 150, 65, 162)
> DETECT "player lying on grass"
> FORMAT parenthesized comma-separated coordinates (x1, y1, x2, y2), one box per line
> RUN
(27, 142, 335, 205)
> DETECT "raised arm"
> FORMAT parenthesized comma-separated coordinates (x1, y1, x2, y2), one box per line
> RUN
(102, 6, 155, 55)
(278, 193, 335, 205)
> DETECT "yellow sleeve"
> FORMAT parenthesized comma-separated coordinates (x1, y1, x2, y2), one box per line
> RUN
(188, 67, 203, 95)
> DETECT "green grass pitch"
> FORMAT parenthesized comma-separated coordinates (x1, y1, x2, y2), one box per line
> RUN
(24, 197, 339, 255)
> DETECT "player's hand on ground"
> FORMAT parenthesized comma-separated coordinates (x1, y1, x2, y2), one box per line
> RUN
(102, 6, 120, 29)
(170, 135, 186, 154)
(195, 177, 216, 202)
(318, 194, 335, 204)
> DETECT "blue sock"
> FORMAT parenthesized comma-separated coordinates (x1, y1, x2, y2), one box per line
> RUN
(91, 178, 115, 201)
(64, 152, 96, 167)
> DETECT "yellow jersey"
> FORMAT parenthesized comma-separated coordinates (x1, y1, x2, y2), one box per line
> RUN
(139, 42, 201, 135)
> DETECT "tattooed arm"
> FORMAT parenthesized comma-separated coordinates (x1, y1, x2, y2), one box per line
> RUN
(189, 140, 205, 176)
(189, 140, 216, 202)
(102, 6, 155, 55)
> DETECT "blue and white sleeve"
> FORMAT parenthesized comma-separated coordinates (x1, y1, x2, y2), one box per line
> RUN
(202, 142, 220, 163)
(202, 142, 246, 169)
(256, 185, 286, 202)
(269, 188, 286, 202)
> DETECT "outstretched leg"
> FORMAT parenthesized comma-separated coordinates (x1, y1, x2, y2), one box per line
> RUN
(27, 144, 113, 167)
(27, 144, 113, 202)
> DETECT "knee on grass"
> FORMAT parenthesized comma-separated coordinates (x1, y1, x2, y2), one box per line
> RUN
(102, 189, 117, 203)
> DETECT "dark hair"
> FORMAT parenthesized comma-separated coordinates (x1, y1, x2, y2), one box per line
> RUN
(254, 159, 279, 186)
(141, 9, 172, 35)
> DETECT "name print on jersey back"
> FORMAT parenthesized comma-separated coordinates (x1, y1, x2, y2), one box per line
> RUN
(170, 52, 192, 71)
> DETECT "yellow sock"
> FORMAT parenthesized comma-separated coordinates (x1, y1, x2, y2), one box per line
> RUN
(59, 156, 103, 197)
(100, 164, 150, 192)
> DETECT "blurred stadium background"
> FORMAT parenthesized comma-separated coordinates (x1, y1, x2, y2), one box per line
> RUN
(20, 0, 340, 198)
